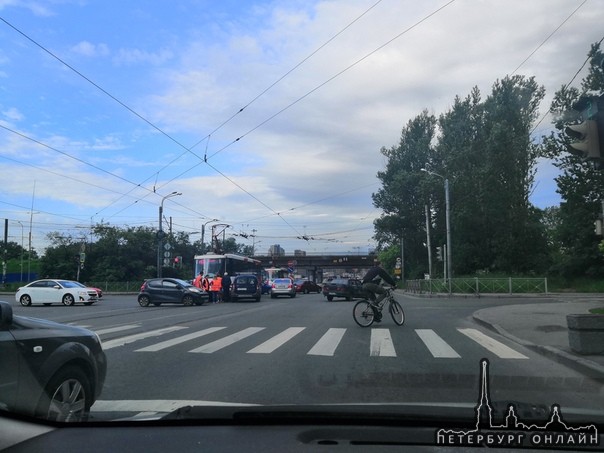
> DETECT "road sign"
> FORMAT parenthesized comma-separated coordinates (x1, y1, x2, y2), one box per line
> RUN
(164, 251, 171, 258)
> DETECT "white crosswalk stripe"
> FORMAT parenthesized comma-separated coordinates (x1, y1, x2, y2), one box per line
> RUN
(247, 327, 306, 353)
(415, 329, 461, 358)
(370, 328, 396, 357)
(189, 327, 265, 353)
(136, 327, 227, 352)
(97, 324, 529, 360)
(457, 328, 528, 359)
(307, 328, 346, 356)
(102, 326, 188, 350)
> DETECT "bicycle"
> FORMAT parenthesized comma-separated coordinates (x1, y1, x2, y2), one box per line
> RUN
(352, 287, 405, 327)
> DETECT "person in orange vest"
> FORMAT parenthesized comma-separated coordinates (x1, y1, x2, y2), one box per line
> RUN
(193, 272, 203, 288)
(201, 274, 212, 302)
(211, 273, 223, 303)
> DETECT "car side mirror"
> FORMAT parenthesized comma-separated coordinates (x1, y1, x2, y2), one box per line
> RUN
(53, 285, 61, 290)
(0, 301, 14, 328)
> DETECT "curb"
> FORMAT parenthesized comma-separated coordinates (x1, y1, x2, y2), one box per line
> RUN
(472, 313, 604, 379)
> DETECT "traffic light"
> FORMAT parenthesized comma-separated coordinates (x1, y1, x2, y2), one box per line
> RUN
(173, 256, 182, 268)
(565, 96, 604, 160)
(435, 246, 443, 262)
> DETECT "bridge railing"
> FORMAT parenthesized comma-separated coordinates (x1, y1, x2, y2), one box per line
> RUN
(405, 277, 548, 296)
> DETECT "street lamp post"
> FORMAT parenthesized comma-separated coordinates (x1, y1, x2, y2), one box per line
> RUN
(200, 219, 219, 254)
(157, 191, 181, 278)
(421, 168, 452, 294)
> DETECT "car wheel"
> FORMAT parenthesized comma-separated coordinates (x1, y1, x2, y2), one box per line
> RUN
(182, 295, 194, 306)
(304, 288, 309, 294)
(327, 295, 333, 301)
(62, 294, 75, 306)
(271, 294, 276, 298)
(138, 295, 150, 307)
(38, 366, 92, 422)
(19, 294, 32, 306)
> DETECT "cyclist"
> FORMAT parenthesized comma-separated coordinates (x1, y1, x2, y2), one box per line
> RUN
(361, 259, 397, 306)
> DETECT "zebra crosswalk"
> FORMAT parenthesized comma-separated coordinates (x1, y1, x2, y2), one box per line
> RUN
(85, 323, 529, 360)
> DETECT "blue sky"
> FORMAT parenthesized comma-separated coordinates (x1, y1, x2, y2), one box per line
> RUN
(0, 0, 602, 255)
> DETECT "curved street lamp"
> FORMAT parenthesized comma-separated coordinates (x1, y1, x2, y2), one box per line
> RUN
(157, 191, 181, 278)
(200, 218, 219, 254)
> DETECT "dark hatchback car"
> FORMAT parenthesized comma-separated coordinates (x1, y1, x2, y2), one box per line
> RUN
(294, 279, 322, 294)
(229, 274, 261, 302)
(0, 300, 106, 422)
(138, 278, 207, 307)
(322, 278, 364, 301)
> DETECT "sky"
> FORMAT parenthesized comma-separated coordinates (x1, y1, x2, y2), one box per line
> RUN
(0, 0, 602, 256)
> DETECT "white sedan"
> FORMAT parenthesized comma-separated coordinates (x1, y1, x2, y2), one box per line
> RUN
(16, 279, 99, 306)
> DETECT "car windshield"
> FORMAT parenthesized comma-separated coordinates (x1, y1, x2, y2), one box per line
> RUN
(2, 1, 604, 450)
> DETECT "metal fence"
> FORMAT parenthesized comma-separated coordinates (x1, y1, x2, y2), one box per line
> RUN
(89, 281, 143, 293)
(405, 277, 548, 295)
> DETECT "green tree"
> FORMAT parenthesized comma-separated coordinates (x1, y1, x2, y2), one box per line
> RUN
(372, 110, 437, 279)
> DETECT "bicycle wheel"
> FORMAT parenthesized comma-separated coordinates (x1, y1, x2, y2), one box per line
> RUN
(389, 299, 405, 326)
(353, 300, 375, 327)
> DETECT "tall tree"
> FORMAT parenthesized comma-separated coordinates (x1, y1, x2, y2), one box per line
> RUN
(372, 110, 436, 278)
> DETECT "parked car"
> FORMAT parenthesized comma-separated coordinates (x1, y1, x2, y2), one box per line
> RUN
(0, 300, 106, 422)
(75, 282, 103, 298)
(294, 279, 322, 294)
(16, 279, 99, 306)
(270, 277, 296, 298)
(322, 278, 364, 301)
(138, 278, 207, 306)
(229, 274, 261, 302)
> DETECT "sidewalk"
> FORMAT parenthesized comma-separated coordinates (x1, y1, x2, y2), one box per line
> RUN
(471, 298, 604, 378)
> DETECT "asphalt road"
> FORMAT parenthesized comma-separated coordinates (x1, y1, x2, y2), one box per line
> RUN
(6, 292, 604, 421)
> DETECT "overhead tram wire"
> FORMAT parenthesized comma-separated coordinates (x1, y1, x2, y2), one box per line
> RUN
(0, 16, 202, 163)
(0, 2, 385, 221)
(187, 0, 386, 153)
(204, 0, 457, 161)
(2, 2, 454, 237)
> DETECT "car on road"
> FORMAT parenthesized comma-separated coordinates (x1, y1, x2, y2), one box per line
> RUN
(270, 277, 296, 298)
(294, 279, 322, 294)
(229, 274, 261, 302)
(16, 279, 100, 306)
(138, 278, 207, 307)
(0, 300, 106, 422)
(322, 278, 364, 301)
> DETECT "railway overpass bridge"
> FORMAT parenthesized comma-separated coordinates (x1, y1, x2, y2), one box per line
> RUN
(253, 254, 376, 280)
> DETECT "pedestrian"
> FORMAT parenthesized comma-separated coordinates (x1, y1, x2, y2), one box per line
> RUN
(211, 273, 223, 303)
(193, 271, 203, 288)
(202, 274, 212, 301)
(221, 272, 232, 302)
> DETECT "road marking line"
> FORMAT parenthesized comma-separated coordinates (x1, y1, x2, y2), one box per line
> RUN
(95, 325, 140, 335)
(307, 328, 346, 356)
(457, 328, 528, 359)
(135, 327, 227, 352)
(247, 327, 306, 353)
(370, 328, 396, 357)
(189, 327, 265, 353)
(415, 329, 461, 358)
(102, 326, 188, 350)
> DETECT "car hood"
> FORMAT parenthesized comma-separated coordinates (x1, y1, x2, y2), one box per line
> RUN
(10, 315, 97, 340)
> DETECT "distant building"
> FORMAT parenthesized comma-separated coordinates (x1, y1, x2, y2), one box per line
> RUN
(269, 244, 285, 256)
